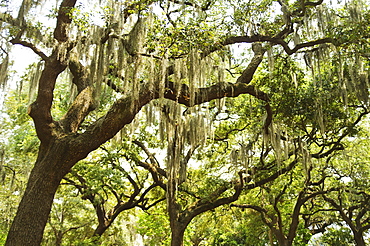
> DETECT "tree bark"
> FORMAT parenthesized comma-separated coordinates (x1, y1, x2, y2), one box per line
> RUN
(271, 227, 289, 246)
(5, 139, 80, 246)
(170, 221, 187, 246)
(55, 231, 63, 246)
(353, 231, 366, 246)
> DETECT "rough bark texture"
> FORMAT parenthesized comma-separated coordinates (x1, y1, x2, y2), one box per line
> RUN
(354, 232, 366, 246)
(6, 139, 76, 245)
(170, 222, 187, 246)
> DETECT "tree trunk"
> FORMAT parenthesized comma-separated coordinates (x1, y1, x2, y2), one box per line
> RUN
(353, 231, 366, 246)
(170, 221, 187, 246)
(5, 140, 77, 246)
(270, 228, 292, 246)
(269, 229, 274, 246)
(93, 225, 109, 237)
(276, 238, 290, 246)
(55, 230, 63, 246)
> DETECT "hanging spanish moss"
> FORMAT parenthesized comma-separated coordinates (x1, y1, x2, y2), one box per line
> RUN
(143, 102, 156, 127)
(348, 55, 369, 104)
(265, 123, 284, 167)
(129, 55, 143, 112)
(315, 101, 326, 135)
(28, 61, 43, 103)
(0, 147, 4, 184)
(0, 55, 8, 89)
(92, 43, 105, 103)
(188, 50, 201, 105)
(17, 0, 34, 26)
(159, 57, 169, 99)
(267, 47, 274, 80)
(162, 52, 218, 188)
(337, 52, 348, 107)
(125, 17, 147, 56)
(299, 138, 312, 176)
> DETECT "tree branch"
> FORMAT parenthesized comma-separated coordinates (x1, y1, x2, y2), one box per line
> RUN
(236, 43, 266, 84)
(59, 87, 94, 133)
(10, 39, 48, 60)
(181, 174, 244, 225)
(245, 159, 298, 190)
(54, 0, 77, 42)
(231, 203, 275, 227)
(27, 0, 78, 143)
(203, 35, 334, 57)
(28, 56, 68, 143)
(68, 59, 92, 93)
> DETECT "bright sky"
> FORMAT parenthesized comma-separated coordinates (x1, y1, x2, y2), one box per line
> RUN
(9, 46, 39, 87)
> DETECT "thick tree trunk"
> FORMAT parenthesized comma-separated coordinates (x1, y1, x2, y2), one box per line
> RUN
(5, 141, 77, 246)
(6, 164, 61, 245)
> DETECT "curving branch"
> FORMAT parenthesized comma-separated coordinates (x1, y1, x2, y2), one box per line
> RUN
(245, 158, 298, 190)
(176, 171, 245, 227)
(202, 0, 328, 57)
(164, 81, 269, 106)
(59, 87, 95, 133)
(10, 38, 48, 60)
(79, 35, 270, 154)
(26, 0, 77, 144)
(64, 158, 166, 238)
(1, 10, 47, 60)
(231, 203, 274, 226)
(322, 190, 370, 245)
(133, 141, 163, 168)
(291, 0, 324, 16)
(236, 42, 266, 84)
(68, 59, 92, 93)
(203, 35, 334, 57)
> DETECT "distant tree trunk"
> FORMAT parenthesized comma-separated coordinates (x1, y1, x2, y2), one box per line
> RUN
(271, 227, 291, 246)
(170, 222, 187, 246)
(353, 231, 366, 246)
(167, 175, 244, 246)
(167, 178, 187, 246)
(269, 229, 274, 246)
(55, 230, 63, 246)
(5, 140, 80, 246)
(275, 235, 290, 246)
(93, 225, 109, 237)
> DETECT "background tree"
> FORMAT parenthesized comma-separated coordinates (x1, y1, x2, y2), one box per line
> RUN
(63, 142, 166, 239)
(42, 188, 95, 246)
(321, 127, 370, 246)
